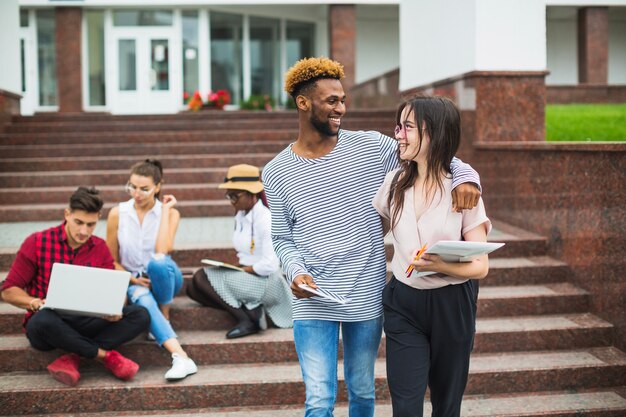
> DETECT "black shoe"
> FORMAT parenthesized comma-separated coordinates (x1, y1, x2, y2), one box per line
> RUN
(226, 321, 258, 339)
(244, 305, 267, 331)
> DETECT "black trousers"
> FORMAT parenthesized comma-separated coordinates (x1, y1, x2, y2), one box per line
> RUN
(383, 277, 478, 417)
(25, 305, 150, 359)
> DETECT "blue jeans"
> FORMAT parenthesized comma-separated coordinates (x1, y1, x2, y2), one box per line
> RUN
(293, 317, 383, 417)
(127, 255, 183, 346)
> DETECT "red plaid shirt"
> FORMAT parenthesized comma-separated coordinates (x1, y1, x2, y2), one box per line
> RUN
(1, 222, 115, 326)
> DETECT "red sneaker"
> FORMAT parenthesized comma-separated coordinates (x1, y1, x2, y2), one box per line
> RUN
(103, 350, 139, 381)
(47, 353, 80, 386)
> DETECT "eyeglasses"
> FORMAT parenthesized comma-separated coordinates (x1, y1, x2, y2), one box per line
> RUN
(395, 124, 427, 137)
(225, 191, 246, 203)
(125, 183, 155, 197)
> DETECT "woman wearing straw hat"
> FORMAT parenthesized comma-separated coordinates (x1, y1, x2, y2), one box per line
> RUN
(186, 164, 292, 339)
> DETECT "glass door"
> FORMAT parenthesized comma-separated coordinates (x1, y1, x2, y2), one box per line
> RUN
(109, 28, 178, 114)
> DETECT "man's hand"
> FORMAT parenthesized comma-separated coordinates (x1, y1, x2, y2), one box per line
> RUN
(103, 315, 122, 322)
(29, 297, 45, 312)
(290, 274, 317, 298)
(452, 183, 481, 212)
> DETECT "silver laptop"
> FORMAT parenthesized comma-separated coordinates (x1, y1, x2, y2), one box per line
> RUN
(42, 263, 130, 317)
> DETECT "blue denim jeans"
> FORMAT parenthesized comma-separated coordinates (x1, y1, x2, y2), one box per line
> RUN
(127, 255, 183, 346)
(293, 317, 383, 417)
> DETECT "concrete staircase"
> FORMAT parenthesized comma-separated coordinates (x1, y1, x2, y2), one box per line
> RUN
(0, 112, 625, 416)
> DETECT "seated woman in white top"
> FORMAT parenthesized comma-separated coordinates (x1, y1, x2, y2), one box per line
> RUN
(186, 164, 292, 339)
(106, 159, 197, 381)
(372, 96, 491, 417)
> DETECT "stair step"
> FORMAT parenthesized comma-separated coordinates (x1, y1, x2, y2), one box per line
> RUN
(3, 117, 392, 133)
(486, 256, 568, 285)
(1, 347, 624, 415)
(0, 153, 277, 173)
(0, 141, 290, 159)
(477, 283, 589, 316)
(0, 200, 234, 222)
(0, 284, 613, 350)
(0, 245, 240, 271)
(9, 109, 395, 123)
(0, 130, 296, 145)
(0, 167, 233, 188)
(9, 389, 626, 417)
(0, 183, 232, 205)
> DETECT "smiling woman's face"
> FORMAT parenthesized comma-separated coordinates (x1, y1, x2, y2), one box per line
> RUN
(396, 107, 429, 163)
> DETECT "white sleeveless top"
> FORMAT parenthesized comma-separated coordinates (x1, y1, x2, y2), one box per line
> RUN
(117, 198, 162, 276)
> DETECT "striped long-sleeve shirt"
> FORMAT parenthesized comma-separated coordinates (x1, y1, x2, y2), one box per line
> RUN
(262, 129, 480, 322)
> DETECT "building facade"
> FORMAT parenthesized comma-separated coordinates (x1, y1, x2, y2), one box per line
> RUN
(3, 0, 625, 116)
(15, 0, 399, 115)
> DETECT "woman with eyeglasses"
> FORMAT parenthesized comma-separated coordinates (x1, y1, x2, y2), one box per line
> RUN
(106, 159, 197, 381)
(373, 96, 490, 417)
(186, 164, 292, 339)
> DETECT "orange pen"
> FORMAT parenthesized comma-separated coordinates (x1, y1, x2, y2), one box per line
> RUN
(405, 244, 428, 278)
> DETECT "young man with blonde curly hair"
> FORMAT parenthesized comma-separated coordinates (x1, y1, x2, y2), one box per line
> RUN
(262, 57, 481, 417)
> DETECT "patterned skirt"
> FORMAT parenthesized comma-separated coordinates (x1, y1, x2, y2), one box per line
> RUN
(203, 267, 293, 328)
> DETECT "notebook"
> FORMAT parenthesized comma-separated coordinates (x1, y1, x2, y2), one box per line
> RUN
(412, 240, 505, 278)
(42, 263, 131, 317)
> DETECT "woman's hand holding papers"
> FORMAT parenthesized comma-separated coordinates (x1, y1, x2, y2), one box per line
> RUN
(291, 274, 317, 298)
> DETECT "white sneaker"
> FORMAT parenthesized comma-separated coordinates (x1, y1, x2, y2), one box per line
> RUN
(164, 354, 197, 381)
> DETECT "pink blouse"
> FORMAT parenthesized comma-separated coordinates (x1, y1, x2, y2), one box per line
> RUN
(372, 168, 491, 290)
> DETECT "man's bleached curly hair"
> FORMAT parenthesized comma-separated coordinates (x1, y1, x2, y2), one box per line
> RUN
(284, 57, 345, 98)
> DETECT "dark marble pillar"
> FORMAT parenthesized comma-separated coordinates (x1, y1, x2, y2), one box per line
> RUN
(471, 72, 547, 143)
(55, 7, 82, 112)
(577, 7, 609, 85)
(402, 71, 547, 143)
(328, 4, 356, 91)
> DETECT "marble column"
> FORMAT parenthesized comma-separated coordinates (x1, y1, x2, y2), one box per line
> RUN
(577, 7, 609, 85)
(328, 4, 356, 91)
(55, 7, 83, 112)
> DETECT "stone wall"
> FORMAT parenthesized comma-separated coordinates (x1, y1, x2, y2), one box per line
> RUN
(0, 89, 20, 133)
(547, 85, 626, 104)
(470, 139, 626, 350)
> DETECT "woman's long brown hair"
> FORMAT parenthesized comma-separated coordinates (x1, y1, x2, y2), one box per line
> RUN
(388, 96, 461, 230)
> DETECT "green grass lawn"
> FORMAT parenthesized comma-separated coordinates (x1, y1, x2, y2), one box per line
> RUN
(545, 104, 626, 142)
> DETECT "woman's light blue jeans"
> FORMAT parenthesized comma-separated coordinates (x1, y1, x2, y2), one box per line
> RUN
(127, 255, 183, 346)
(293, 317, 383, 417)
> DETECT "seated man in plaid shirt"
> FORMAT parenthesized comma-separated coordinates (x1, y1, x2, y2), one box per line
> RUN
(1, 187, 150, 386)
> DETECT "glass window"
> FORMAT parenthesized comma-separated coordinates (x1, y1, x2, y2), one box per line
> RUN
(36, 10, 57, 106)
(182, 11, 199, 103)
(151, 39, 169, 91)
(210, 12, 243, 104)
(249, 16, 280, 102)
(118, 39, 136, 91)
(20, 39, 26, 92)
(286, 21, 315, 67)
(86, 10, 106, 106)
(113, 10, 173, 26)
(20, 10, 29, 27)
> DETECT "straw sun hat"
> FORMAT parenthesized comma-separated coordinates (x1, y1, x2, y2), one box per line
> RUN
(218, 164, 264, 194)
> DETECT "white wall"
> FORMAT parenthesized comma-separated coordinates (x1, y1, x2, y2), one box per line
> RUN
(400, 0, 547, 91)
(399, 0, 476, 91)
(475, 0, 546, 71)
(355, 4, 399, 83)
(546, 10, 578, 85)
(0, 0, 21, 95)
